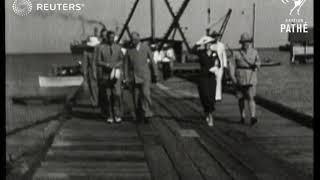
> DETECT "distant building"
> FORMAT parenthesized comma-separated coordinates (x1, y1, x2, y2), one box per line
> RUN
(288, 27, 313, 63)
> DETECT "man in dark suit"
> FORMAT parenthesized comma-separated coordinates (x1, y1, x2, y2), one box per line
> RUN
(124, 32, 158, 123)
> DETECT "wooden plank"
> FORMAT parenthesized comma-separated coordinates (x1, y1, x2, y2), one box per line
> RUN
(194, 129, 259, 180)
(44, 150, 145, 163)
(144, 145, 179, 180)
(36, 166, 149, 173)
(153, 87, 199, 116)
(33, 170, 151, 180)
(54, 135, 140, 142)
(162, 119, 233, 180)
(59, 124, 138, 132)
(252, 136, 313, 152)
(41, 161, 148, 170)
(136, 123, 179, 180)
(181, 138, 232, 180)
(137, 123, 161, 145)
(46, 149, 145, 158)
(31, 106, 152, 179)
(51, 139, 142, 147)
(50, 144, 144, 151)
(198, 125, 312, 180)
(61, 119, 136, 130)
(152, 79, 313, 179)
(58, 129, 139, 137)
(151, 118, 204, 180)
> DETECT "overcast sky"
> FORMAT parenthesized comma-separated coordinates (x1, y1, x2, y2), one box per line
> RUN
(6, 0, 313, 53)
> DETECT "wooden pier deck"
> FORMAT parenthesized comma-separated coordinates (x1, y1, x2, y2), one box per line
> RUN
(31, 77, 313, 180)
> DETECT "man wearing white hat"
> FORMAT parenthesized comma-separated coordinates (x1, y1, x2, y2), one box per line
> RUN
(87, 36, 101, 47)
(86, 26, 102, 47)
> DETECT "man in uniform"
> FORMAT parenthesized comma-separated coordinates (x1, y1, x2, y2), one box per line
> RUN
(94, 30, 124, 123)
(124, 32, 158, 123)
(229, 32, 261, 126)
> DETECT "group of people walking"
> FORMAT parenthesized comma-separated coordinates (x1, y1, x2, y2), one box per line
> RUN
(86, 26, 261, 127)
(88, 29, 158, 124)
(194, 31, 261, 127)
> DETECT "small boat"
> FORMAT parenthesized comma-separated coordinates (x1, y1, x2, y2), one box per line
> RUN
(279, 44, 290, 51)
(261, 58, 281, 67)
(39, 76, 84, 87)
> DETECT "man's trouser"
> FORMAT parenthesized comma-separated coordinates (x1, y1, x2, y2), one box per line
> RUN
(133, 81, 153, 119)
(98, 78, 122, 118)
(162, 62, 172, 80)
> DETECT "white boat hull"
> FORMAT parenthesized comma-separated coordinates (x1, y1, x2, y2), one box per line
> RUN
(39, 76, 84, 87)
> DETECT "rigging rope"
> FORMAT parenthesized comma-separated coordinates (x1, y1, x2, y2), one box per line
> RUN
(207, 12, 228, 29)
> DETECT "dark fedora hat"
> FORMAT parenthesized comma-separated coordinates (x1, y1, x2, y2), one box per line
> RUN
(210, 31, 222, 37)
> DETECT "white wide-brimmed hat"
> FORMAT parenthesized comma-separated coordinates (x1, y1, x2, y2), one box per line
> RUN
(196, 36, 216, 45)
(87, 36, 101, 47)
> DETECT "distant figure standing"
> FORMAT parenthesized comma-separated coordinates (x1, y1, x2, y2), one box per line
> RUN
(161, 43, 176, 80)
(193, 36, 221, 126)
(86, 27, 101, 47)
(93, 27, 99, 37)
(124, 32, 158, 123)
(151, 43, 164, 81)
(230, 32, 261, 126)
(84, 29, 101, 106)
(94, 30, 124, 123)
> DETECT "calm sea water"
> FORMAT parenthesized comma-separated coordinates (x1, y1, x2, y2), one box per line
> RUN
(257, 48, 313, 116)
(5, 54, 77, 131)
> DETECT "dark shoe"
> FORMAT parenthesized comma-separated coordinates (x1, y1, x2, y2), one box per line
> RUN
(144, 117, 151, 124)
(250, 117, 258, 126)
(240, 117, 245, 124)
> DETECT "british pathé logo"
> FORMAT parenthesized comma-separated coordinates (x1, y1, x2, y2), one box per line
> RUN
(280, 0, 309, 33)
(12, 0, 32, 16)
(12, 0, 85, 16)
(281, 0, 307, 16)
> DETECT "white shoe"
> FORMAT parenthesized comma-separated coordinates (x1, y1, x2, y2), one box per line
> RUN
(115, 117, 122, 123)
(206, 116, 209, 123)
(207, 113, 214, 127)
(107, 117, 114, 123)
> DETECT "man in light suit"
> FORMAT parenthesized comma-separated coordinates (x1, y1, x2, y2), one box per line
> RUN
(94, 30, 124, 124)
(124, 32, 158, 123)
